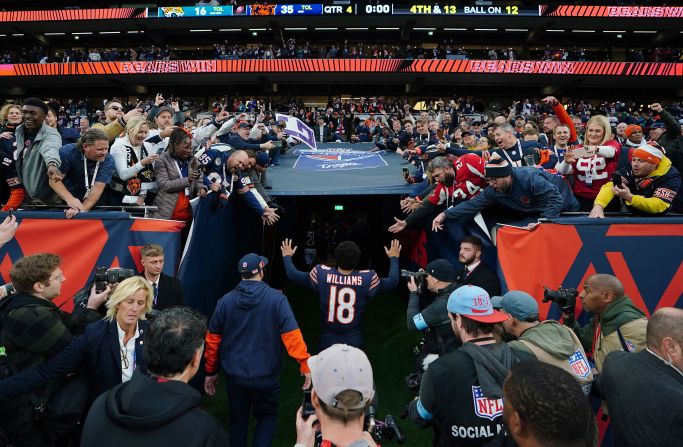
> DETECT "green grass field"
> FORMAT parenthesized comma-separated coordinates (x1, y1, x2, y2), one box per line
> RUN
(200, 284, 434, 446)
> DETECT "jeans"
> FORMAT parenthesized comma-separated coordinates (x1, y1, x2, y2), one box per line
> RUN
(225, 378, 280, 447)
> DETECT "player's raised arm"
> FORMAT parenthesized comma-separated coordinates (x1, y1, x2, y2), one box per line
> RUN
(281, 238, 316, 289)
(371, 239, 401, 295)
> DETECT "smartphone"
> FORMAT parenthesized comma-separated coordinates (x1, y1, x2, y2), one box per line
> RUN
(302, 389, 315, 419)
(612, 172, 623, 188)
(571, 147, 592, 159)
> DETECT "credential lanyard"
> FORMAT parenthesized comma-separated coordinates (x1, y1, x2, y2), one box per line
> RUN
(83, 157, 99, 199)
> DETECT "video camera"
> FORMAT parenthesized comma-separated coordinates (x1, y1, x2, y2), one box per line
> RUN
(542, 286, 579, 326)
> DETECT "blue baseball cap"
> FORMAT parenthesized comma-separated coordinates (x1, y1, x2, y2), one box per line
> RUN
(447, 285, 508, 323)
(500, 291, 539, 321)
(255, 151, 270, 167)
(238, 253, 268, 275)
(490, 296, 503, 310)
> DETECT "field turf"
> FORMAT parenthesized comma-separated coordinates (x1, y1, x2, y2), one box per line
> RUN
(200, 283, 434, 446)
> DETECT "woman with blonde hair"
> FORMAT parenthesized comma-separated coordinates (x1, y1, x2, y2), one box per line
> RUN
(0, 103, 26, 210)
(0, 276, 154, 409)
(557, 114, 621, 211)
(109, 116, 158, 205)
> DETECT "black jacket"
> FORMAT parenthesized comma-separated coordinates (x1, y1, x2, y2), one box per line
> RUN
(455, 262, 501, 298)
(0, 318, 148, 409)
(407, 282, 461, 356)
(312, 125, 333, 142)
(598, 350, 683, 447)
(155, 273, 185, 310)
(81, 371, 229, 447)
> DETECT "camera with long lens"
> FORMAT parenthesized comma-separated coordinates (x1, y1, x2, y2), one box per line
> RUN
(543, 286, 579, 325)
(401, 269, 427, 294)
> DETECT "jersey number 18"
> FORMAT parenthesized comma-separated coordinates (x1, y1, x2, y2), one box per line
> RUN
(327, 286, 356, 324)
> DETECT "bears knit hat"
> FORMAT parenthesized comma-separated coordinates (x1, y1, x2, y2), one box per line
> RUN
(484, 153, 513, 178)
(425, 259, 457, 282)
(624, 124, 642, 137)
(238, 253, 268, 275)
(633, 141, 664, 165)
(500, 290, 539, 321)
(447, 285, 509, 323)
(23, 98, 48, 115)
(308, 344, 375, 411)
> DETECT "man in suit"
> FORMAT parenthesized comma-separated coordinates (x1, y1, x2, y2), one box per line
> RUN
(140, 244, 184, 310)
(598, 307, 683, 447)
(313, 116, 332, 143)
(454, 235, 500, 297)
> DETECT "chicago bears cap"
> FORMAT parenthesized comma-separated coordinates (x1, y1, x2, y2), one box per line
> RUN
(238, 253, 268, 275)
(308, 344, 374, 411)
(447, 285, 509, 323)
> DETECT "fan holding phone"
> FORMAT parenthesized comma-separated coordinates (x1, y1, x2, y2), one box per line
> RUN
(589, 141, 681, 218)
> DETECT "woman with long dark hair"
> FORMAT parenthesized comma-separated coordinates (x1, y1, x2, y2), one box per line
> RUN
(151, 127, 207, 221)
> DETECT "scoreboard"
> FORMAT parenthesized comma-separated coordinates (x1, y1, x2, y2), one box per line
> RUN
(156, 3, 537, 17)
(127, 4, 683, 19)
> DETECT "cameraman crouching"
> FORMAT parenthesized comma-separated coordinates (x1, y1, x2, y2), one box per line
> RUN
(406, 260, 461, 365)
(295, 344, 377, 447)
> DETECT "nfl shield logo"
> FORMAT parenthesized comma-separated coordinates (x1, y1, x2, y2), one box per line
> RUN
(569, 350, 591, 379)
(472, 386, 503, 421)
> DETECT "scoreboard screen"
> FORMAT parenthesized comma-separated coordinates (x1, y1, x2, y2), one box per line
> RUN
(247, 4, 324, 16)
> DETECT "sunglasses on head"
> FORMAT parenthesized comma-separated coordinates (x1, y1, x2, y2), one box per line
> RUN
(108, 106, 122, 111)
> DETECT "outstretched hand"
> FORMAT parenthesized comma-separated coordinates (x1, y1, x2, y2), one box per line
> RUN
(432, 212, 445, 232)
(384, 239, 402, 258)
(281, 238, 298, 257)
(388, 217, 407, 234)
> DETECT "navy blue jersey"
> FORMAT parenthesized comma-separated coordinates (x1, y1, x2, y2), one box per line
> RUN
(309, 264, 379, 335)
(283, 256, 399, 344)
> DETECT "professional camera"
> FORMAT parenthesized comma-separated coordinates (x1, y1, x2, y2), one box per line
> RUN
(401, 269, 427, 294)
(94, 267, 135, 293)
(73, 267, 137, 310)
(543, 286, 579, 325)
(366, 405, 405, 444)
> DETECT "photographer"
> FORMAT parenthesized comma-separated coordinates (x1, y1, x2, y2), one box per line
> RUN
(568, 274, 647, 372)
(406, 260, 461, 360)
(295, 344, 377, 447)
(408, 286, 534, 447)
(0, 277, 153, 408)
(498, 291, 593, 394)
(0, 253, 108, 446)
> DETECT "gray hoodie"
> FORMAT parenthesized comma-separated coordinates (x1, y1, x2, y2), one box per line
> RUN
(14, 123, 61, 199)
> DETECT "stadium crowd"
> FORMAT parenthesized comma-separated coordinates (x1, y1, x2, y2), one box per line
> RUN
(1, 42, 680, 64)
(0, 88, 682, 447)
(1, 93, 682, 221)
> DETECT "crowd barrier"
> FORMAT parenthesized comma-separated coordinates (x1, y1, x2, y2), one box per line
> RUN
(0, 211, 184, 312)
